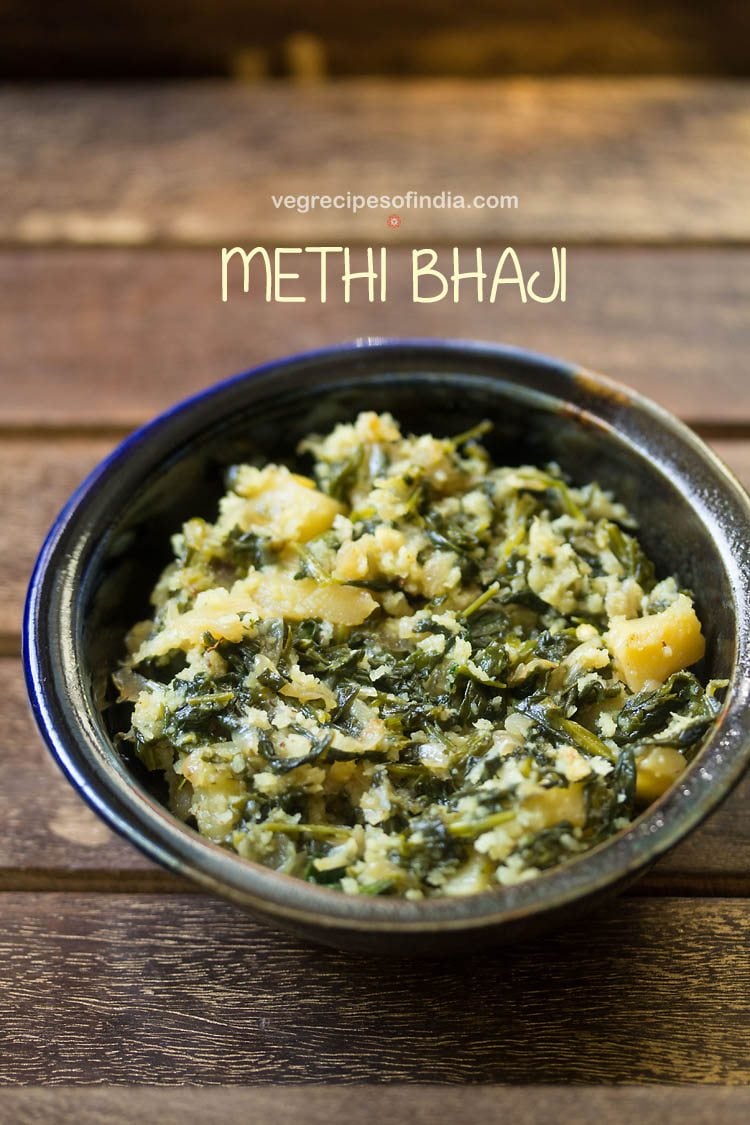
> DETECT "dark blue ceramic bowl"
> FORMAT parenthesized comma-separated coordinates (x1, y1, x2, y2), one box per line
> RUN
(24, 340, 750, 954)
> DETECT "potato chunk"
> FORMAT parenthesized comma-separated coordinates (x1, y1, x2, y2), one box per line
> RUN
(134, 575, 377, 659)
(178, 753, 246, 841)
(605, 594, 705, 692)
(636, 746, 687, 803)
(251, 575, 377, 626)
(233, 466, 343, 544)
(524, 780, 587, 830)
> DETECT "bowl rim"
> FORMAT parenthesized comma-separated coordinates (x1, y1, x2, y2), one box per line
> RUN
(23, 337, 750, 934)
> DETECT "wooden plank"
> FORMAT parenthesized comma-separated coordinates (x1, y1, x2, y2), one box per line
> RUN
(2, 651, 748, 889)
(0, 439, 114, 638)
(2, 1086, 750, 1125)
(2, 1, 749, 79)
(1, 247, 749, 428)
(1, 81, 748, 243)
(0, 894, 748, 1084)
(0, 657, 172, 880)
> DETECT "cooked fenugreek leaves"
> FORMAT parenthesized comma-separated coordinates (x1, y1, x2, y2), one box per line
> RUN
(116, 412, 724, 898)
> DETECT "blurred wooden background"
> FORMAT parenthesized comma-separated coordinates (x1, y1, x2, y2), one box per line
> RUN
(1, 0, 749, 79)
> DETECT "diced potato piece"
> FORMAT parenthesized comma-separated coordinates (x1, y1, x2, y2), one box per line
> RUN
(327, 761, 358, 786)
(636, 745, 686, 803)
(133, 572, 376, 660)
(280, 669, 338, 709)
(234, 466, 343, 543)
(251, 576, 377, 626)
(605, 594, 705, 692)
(134, 585, 254, 659)
(332, 527, 411, 584)
(333, 539, 370, 581)
(179, 755, 246, 840)
(421, 549, 461, 597)
(524, 781, 587, 830)
(440, 855, 494, 897)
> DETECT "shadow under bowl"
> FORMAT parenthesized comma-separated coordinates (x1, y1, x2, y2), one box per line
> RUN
(24, 339, 750, 954)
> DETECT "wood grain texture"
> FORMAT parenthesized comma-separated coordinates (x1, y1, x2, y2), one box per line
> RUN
(0, 657, 165, 878)
(2, 1085, 750, 1125)
(1, 247, 749, 428)
(0, 439, 113, 637)
(1, 81, 748, 243)
(1, 651, 748, 889)
(0, 894, 748, 1084)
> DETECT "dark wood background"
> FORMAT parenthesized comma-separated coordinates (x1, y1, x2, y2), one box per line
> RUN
(1, 1, 749, 77)
(0, 8, 749, 1118)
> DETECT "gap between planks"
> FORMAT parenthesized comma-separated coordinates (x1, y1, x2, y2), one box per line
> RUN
(0, 868, 747, 897)
(4, 422, 750, 442)
(4, 238, 750, 251)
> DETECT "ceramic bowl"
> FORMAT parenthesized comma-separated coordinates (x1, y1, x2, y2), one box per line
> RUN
(24, 339, 750, 954)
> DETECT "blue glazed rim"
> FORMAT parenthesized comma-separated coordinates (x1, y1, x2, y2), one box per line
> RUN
(23, 338, 750, 939)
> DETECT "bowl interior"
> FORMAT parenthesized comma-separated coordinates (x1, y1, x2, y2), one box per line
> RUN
(82, 365, 736, 726)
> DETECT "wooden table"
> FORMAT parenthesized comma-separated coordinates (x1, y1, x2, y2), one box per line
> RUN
(1, 80, 749, 1120)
